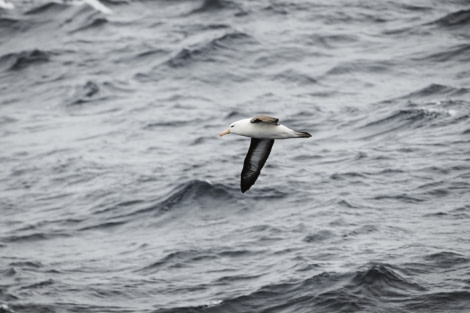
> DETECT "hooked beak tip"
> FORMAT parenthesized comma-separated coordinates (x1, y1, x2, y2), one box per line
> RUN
(219, 128, 230, 137)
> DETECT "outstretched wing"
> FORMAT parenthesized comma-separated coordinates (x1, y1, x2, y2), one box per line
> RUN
(241, 138, 275, 193)
(250, 116, 279, 125)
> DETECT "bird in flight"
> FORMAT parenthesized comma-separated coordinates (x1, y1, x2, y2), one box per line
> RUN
(219, 115, 311, 193)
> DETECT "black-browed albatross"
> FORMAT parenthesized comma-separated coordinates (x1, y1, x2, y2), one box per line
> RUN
(219, 115, 311, 193)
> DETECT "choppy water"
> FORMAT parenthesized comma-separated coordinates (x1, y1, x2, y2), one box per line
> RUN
(1, 0, 470, 312)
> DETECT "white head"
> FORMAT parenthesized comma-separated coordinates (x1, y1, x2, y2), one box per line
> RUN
(219, 119, 251, 137)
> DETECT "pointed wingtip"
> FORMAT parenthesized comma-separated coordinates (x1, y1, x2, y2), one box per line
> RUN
(240, 184, 250, 193)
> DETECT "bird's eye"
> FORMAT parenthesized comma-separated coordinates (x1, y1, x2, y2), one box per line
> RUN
(230, 125, 234, 128)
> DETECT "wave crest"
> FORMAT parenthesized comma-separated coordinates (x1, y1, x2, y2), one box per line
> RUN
(164, 31, 256, 68)
(349, 263, 426, 295)
(0, 49, 50, 71)
(431, 9, 470, 28)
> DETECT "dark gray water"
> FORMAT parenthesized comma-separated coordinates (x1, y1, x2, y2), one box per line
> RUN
(1, 0, 470, 312)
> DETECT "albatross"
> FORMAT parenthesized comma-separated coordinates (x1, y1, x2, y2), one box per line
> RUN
(219, 115, 311, 193)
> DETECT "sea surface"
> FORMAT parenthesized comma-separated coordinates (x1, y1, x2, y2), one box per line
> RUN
(1, 0, 470, 312)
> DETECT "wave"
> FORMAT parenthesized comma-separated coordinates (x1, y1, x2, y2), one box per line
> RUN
(152, 271, 337, 313)
(59, 179, 236, 234)
(20, 279, 55, 290)
(306, 33, 359, 49)
(74, 180, 235, 233)
(398, 83, 470, 100)
(373, 193, 425, 203)
(78, 220, 126, 231)
(346, 224, 379, 237)
(403, 290, 470, 311)
(357, 87, 470, 140)
(399, 4, 433, 12)
(415, 43, 470, 64)
(0, 49, 50, 71)
(358, 107, 445, 140)
(0, 304, 16, 313)
(67, 80, 102, 105)
(139, 249, 217, 272)
(0, 115, 17, 126)
(366, 108, 443, 127)
(324, 59, 395, 77)
(423, 206, 470, 220)
(271, 69, 317, 86)
(4, 303, 55, 313)
(192, 0, 241, 13)
(1, 231, 72, 243)
(163, 31, 257, 68)
(144, 117, 206, 128)
(138, 247, 254, 274)
(8, 260, 43, 268)
(25, 2, 69, 15)
(330, 172, 367, 181)
(83, 0, 112, 14)
(430, 9, 470, 28)
(424, 251, 469, 268)
(20, 1, 111, 36)
(149, 179, 234, 212)
(196, 0, 224, 11)
(111, 180, 235, 219)
(70, 16, 108, 33)
(135, 48, 169, 60)
(65, 79, 133, 106)
(348, 263, 426, 295)
(24, 0, 112, 15)
(303, 229, 336, 242)
(0, 16, 31, 34)
(153, 263, 427, 313)
(0, 0, 14, 10)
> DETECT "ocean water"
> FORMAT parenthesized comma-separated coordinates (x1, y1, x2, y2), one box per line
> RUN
(1, 0, 470, 312)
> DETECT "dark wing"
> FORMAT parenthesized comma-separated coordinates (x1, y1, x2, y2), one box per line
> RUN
(250, 116, 279, 125)
(241, 138, 275, 193)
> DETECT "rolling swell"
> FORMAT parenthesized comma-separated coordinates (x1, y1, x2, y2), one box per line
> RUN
(24, 2, 69, 15)
(68, 80, 104, 105)
(358, 106, 451, 140)
(418, 44, 470, 63)
(138, 247, 254, 274)
(348, 264, 426, 296)
(363, 107, 443, 129)
(153, 263, 428, 313)
(152, 179, 234, 212)
(0, 16, 31, 35)
(164, 31, 256, 68)
(117, 179, 235, 220)
(74, 180, 235, 232)
(356, 83, 470, 140)
(430, 9, 470, 28)
(400, 83, 470, 99)
(195, 0, 224, 12)
(70, 16, 108, 33)
(0, 49, 50, 71)
(377, 84, 470, 104)
(423, 251, 470, 268)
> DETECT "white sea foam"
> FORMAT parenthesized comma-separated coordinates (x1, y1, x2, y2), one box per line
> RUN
(0, 0, 14, 9)
(83, 0, 112, 14)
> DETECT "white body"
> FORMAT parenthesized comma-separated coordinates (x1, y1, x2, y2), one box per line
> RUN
(230, 118, 299, 139)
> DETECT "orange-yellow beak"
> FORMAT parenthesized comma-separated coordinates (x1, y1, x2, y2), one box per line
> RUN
(219, 128, 230, 137)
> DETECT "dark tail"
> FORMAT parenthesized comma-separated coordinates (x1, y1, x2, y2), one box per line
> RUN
(295, 131, 312, 138)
